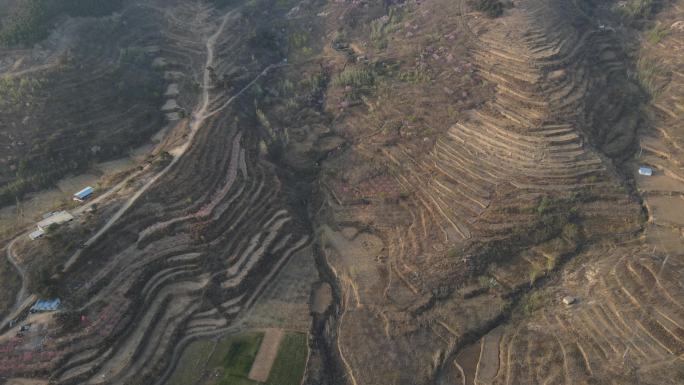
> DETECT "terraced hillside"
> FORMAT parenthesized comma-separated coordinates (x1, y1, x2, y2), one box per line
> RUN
(468, 2, 684, 384)
(307, 0, 650, 381)
(484, 242, 684, 385)
(0, 1, 308, 383)
(636, 0, 684, 257)
(0, 0, 683, 383)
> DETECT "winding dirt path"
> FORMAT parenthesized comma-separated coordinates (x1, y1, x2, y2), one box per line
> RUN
(0, 238, 27, 328)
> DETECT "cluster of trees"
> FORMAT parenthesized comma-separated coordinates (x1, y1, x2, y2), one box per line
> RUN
(467, 0, 505, 18)
(0, 75, 48, 112)
(0, 0, 50, 46)
(0, 0, 124, 46)
(0, 158, 77, 207)
(29, 263, 61, 298)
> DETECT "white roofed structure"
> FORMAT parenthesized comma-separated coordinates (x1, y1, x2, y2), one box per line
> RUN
(638, 166, 653, 176)
(29, 229, 46, 240)
(37, 211, 74, 230)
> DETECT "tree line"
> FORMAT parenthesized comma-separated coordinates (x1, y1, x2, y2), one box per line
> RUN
(0, 0, 124, 46)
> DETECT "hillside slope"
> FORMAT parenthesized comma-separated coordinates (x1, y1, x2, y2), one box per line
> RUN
(0, 0, 682, 384)
(0, 0, 171, 208)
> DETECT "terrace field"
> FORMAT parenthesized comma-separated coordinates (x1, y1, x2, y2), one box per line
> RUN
(0, 0, 683, 383)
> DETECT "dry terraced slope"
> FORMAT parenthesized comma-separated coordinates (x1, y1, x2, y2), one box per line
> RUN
(308, 0, 681, 383)
(0, 0, 683, 384)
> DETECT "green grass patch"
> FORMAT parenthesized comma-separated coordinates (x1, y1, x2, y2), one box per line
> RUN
(0, 75, 49, 111)
(265, 332, 308, 385)
(208, 0, 241, 7)
(206, 332, 264, 385)
(209, 332, 264, 377)
(332, 67, 374, 88)
(518, 289, 551, 316)
(615, 0, 656, 24)
(646, 23, 669, 44)
(398, 69, 430, 84)
(167, 332, 266, 385)
(369, 7, 404, 49)
(212, 376, 257, 385)
(288, 29, 312, 56)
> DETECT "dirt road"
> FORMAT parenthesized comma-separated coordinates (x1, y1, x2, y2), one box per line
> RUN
(248, 328, 284, 382)
(0, 237, 28, 329)
(71, 169, 146, 217)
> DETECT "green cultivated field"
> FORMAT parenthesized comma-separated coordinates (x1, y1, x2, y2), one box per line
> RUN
(166, 331, 308, 385)
(265, 332, 308, 385)
(207, 332, 264, 385)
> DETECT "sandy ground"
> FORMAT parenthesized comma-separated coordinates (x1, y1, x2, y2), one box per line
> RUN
(637, 172, 684, 193)
(475, 326, 503, 384)
(248, 328, 284, 382)
(0, 189, 65, 233)
(311, 282, 332, 314)
(647, 196, 684, 226)
(645, 226, 683, 256)
(454, 341, 480, 385)
(0, 312, 54, 345)
(637, 166, 684, 254)
(56, 174, 100, 196)
(5, 379, 48, 385)
(322, 225, 384, 305)
(95, 158, 136, 175)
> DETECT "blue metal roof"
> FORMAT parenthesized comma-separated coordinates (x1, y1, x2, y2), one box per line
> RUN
(638, 166, 653, 176)
(74, 186, 94, 199)
(31, 298, 61, 312)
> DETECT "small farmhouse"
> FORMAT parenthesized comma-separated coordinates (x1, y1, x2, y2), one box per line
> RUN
(73, 186, 95, 202)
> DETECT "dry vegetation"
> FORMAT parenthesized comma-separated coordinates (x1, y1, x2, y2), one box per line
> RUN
(0, 0, 683, 383)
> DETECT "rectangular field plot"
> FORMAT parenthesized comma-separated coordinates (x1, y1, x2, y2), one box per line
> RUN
(207, 332, 264, 385)
(165, 331, 307, 385)
(265, 332, 308, 385)
(166, 332, 264, 385)
(248, 329, 284, 382)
